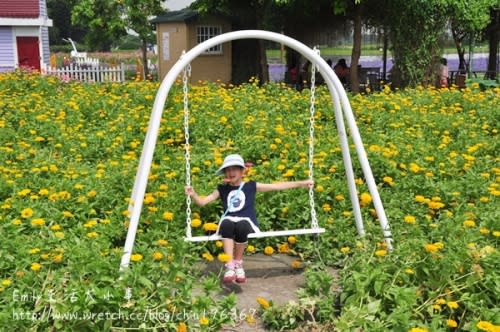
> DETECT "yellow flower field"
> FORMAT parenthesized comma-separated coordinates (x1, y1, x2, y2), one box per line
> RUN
(0, 70, 498, 330)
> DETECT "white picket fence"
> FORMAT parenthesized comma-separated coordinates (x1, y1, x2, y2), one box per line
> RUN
(42, 63, 125, 83)
(73, 56, 100, 67)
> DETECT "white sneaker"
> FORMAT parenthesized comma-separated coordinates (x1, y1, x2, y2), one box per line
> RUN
(235, 264, 246, 283)
(223, 268, 236, 283)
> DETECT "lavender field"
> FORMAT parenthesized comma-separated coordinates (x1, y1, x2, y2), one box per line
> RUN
(269, 53, 491, 82)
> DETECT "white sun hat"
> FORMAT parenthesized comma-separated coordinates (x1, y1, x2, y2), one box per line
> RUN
(216, 154, 246, 175)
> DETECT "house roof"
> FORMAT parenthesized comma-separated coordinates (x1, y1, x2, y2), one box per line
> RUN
(150, 10, 199, 24)
(0, 0, 40, 18)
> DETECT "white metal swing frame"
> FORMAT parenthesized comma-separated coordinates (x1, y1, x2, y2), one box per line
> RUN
(119, 30, 393, 270)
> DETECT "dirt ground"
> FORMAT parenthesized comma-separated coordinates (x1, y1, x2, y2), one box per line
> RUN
(198, 253, 308, 331)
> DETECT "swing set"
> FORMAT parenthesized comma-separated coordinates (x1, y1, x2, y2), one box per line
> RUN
(119, 30, 393, 270)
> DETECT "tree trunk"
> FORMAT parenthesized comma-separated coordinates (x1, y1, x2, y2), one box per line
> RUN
(258, 39, 269, 83)
(349, 4, 362, 94)
(451, 25, 467, 72)
(228, 0, 267, 84)
(382, 28, 388, 81)
(142, 39, 149, 80)
(486, 8, 499, 80)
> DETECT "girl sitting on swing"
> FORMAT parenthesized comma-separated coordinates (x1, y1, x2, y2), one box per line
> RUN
(185, 154, 313, 284)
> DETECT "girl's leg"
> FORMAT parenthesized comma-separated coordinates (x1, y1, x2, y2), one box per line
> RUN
(232, 221, 254, 283)
(219, 220, 235, 259)
(223, 238, 235, 260)
(219, 220, 237, 283)
(233, 242, 246, 261)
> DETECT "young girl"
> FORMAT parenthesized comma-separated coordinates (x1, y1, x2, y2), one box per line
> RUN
(185, 154, 313, 283)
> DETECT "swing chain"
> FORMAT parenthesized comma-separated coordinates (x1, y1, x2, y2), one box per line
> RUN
(308, 46, 320, 230)
(182, 58, 192, 238)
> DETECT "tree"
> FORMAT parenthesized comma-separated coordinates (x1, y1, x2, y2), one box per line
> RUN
(447, 0, 494, 72)
(485, 6, 500, 79)
(46, 0, 86, 45)
(380, 0, 448, 87)
(123, 0, 165, 79)
(72, 0, 164, 77)
(71, 0, 126, 51)
(331, 0, 364, 93)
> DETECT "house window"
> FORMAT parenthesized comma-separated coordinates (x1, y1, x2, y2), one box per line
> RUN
(197, 26, 222, 54)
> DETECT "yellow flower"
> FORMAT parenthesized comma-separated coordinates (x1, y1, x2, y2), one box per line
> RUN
(246, 245, 255, 253)
(217, 253, 231, 263)
(322, 203, 332, 212)
(203, 222, 218, 232)
(62, 211, 74, 218)
(245, 314, 256, 324)
(404, 268, 414, 275)
(256, 297, 270, 310)
(17, 188, 31, 197)
(202, 252, 214, 261)
(463, 220, 476, 228)
(264, 246, 274, 255)
(52, 254, 63, 263)
(447, 319, 458, 328)
(1, 279, 11, 287)
(427, 201, 445, 210)
(340, 246, 350, 254)
(335, 194, 345, 201)
(215, 240, 223, 248)
(84, 220, 97, 228)
(287, 236, 296, 245)
(278, 243, 289, 253)
(162, 211, 174, 221)
(130, 253, 143, 262)
(54, 232, 65, 239)
(424, 243, 440, 253)
(404, 215, 416, 224)
(359, 192, 372, 207)
(21, 208, 33, 219)
(375, 249, 387, 257)
(291, 260, 302, 269)
(31, 218, 45, 226)
(408, 328, 428, 332)
(479, 227, 490, 235)
(199, 316, 209, 325)
(447, 301, 459, 309)
(31, 263, 42, 271)
(157, 239, 168, 246)
(176, 322, 187, 332)
(476, 321, 496, 331)
(86, 232, 98, 238)
(414, 195, 426, 203)
(191, 218, 202, 228)
(383, 176, 394, 185)
(152, 252, 163, 261)
(435, 298, 446, 305)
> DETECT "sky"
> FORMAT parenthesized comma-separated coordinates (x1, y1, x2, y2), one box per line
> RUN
(165, 0, 196, 10)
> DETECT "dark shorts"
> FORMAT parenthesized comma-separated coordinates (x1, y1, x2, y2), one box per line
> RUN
(219, 219, 255, 243)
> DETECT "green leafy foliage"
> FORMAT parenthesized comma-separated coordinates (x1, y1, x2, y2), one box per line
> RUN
(0, 71, 498, 330)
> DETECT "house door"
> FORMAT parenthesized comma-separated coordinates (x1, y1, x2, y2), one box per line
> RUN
(16, 36, 40, 71)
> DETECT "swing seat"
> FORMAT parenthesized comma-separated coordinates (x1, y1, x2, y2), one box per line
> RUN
(185, 227, 326, 242)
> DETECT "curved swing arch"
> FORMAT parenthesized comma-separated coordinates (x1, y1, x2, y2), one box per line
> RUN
(120, 30, 393, 270)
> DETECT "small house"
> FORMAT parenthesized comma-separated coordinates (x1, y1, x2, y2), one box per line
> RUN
(151, 10, 232, 84)
(0, 0, 52, 72)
